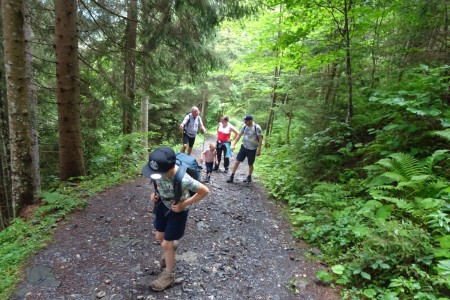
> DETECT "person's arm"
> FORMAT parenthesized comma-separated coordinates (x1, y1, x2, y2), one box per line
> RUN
(229, 125, 239, 142)
(171, 183, 209, 212)
(231, 132, 243, 149)
(179, 114, 189, 130)
(199, 117, 207, 134)
(256, 135, 263, 156)
(200, 150, 206, 163)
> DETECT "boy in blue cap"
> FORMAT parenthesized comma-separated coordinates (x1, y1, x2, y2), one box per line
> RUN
(142, 146, 209, 291)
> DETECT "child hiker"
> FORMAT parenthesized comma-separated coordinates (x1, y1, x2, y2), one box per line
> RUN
(200, 143, 217, 183)
(141, 146, 209, 291)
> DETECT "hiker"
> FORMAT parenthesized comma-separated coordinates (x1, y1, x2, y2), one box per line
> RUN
(214, 116, 239, 173)
(179, 106, 207, 155)
(227, 115, 263, 183)
(141, 146, 209, 291)
(200, 142, 217, 183)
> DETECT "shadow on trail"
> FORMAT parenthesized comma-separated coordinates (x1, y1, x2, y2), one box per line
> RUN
(12, 137, 339, 300)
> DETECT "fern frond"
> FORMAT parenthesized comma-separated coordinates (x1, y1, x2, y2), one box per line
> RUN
(380, 171, 408, 183)
(432, 129, 450, 142)
(422, 149, 449, 171)
(389, 153, 425, 179)
(375, 158, 396, 170)
(426, 211, 450, 233)
(414, 197, 445, 211)
(371, 185, 401, 191)
(383, 196, 414, 211)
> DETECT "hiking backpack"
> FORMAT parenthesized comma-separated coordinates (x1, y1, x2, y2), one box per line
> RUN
(183, 113, 202, 134)
(243, 124, 259, 139)
(173, 152, 202, 203)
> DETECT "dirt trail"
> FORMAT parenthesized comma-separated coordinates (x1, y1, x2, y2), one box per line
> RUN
(11, 137, 339, 300)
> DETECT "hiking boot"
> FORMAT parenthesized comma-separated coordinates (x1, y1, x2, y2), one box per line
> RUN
(213, 164, 219, 171)
(243, 175, 252, 183)
(150, 270, 175, 291)
(226, 174, 234, 183)
(160, 240, 179, 269)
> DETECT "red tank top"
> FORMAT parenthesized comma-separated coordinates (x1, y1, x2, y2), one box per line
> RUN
(217, 124, 231, 142)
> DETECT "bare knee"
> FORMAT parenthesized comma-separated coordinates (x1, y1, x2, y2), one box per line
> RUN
(155, 231, 164, 241)
(161, 240, 174, 252)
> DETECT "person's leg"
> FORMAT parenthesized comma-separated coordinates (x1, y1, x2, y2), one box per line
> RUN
(180, 133, 189, 153)
(244, 149, 256, 183)
(228, 146, 246, 183)
(161, 240, 176, 272)
(224, 157, 230, 172)
(231, 160, 241, 174)
(215, 143, 223, 170)
(205, 162, 212, 182)
(187, 136, 195, 155)
(151, 210, 188, 291)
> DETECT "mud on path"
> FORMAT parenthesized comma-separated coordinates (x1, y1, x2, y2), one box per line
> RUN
(12, 137, 339, 300)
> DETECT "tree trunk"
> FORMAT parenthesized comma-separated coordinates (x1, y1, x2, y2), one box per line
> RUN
(286, 112, 293, 144)
(344, 0, 353, 126)
(0, 3, 11, 229)
(324, 62, 337, 106)
(122, 0, 137, 134)
(266, 66, 278, 140)
(1, 0, 36, 215)
(141, 97, 148, 150)
(0, 104, 12, 228)
(55, 0, 86, 180)
(266, 4, 284, 144)
(24, 0, 40, 192)
(370, 15, 384, 89)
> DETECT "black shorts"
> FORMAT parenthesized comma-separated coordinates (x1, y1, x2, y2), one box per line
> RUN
(153, 202, 189, 241)
(236, 145, 257, 166)
(183, 132, 196, 148)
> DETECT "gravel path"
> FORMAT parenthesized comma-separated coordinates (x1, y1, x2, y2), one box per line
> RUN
(11, 138, 339, 300)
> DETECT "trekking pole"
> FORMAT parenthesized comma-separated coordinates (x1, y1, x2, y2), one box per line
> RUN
(202, 132, 206, 151)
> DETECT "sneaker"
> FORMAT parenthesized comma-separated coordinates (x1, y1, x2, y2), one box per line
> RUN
(224, 168, 229, 173)
(213, 164, 219, 171)
(226, 174, 234, 183)
(243, 176, 252, 183)
(206, 175, 211, 182)
(150, 270, 175, 291)
(160, 240, 179, 269)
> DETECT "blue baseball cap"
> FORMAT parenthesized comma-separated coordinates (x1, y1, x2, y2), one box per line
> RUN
(141, 146, 176, 178)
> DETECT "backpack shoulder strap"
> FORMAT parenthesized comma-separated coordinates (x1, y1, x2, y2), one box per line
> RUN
(173, 165, 187, 204)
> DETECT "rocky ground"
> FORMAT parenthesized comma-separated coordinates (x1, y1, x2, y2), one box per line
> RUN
(11, 138, 339, 300)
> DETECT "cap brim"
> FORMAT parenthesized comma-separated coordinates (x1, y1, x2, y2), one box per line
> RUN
(141, 164, 167, 178)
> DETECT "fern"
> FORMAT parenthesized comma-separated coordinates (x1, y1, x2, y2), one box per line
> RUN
(37, 192, 85, 215)
(427, 211, 450, 234)
(423, 149, 449, 171)
(432, 129, 450, 142)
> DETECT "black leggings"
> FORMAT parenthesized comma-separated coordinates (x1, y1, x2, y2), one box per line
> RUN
(216, 142, 230, 169)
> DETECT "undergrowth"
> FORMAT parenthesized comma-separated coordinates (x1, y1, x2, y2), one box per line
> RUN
(257, 66, 450, 299)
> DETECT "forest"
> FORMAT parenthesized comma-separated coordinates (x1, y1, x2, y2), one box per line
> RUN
(0, 0, 449, 299)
